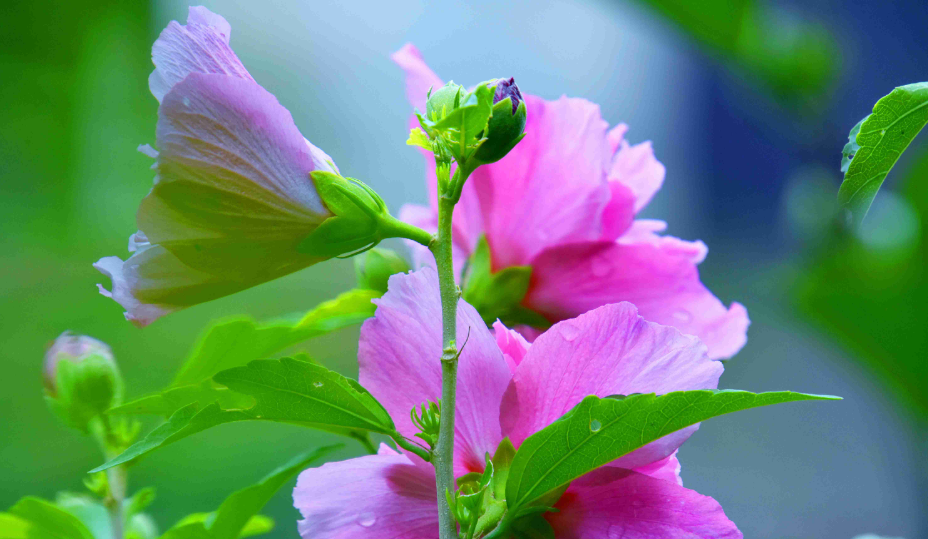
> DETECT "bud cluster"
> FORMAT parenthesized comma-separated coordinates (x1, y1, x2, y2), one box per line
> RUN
(408, 77, 527, 201)
(410, 399, 442, 448)
(43, 332, 124, 432)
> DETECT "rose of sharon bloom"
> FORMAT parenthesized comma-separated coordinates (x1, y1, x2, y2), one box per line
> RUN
(293, 269, 741, 538)
(95, 7, 340, 326)
(394, 44, 749, 360)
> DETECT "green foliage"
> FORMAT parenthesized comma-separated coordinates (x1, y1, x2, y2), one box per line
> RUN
(635, 0, 837, 102)
(354, 248, 410, 293)
(160, 447, 338, 539)
(0, 497, 94, 539)
(796, 150, 928, 419)
(505, 390, 839, 512)
(93, 358, 394, 472)
(461, 237, 548, 328)
(172, 289, 380, 388)
(838, 83, 928, 225)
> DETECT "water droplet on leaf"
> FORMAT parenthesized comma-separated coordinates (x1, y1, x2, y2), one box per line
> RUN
(589, 419, 602, 432)
(357, 513, 376, 527)
(313, 381, 323, 388)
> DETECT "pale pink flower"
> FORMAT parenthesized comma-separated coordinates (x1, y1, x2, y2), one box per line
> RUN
(95, 7, 338, 326)
(293, 269, 740, 538)
(394, 44, 749, 360)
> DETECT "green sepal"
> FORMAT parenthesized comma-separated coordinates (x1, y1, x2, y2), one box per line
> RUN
(298, 172, 385, 258)
(472, 98, 527, 165)
(462, 236, 550, 328)
(354, 248, 410, 293)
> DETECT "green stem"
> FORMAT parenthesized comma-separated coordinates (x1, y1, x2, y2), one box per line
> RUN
(431, 190, 461, 539)
(379, 213, 434, 247)
(92, 417, 126, 539)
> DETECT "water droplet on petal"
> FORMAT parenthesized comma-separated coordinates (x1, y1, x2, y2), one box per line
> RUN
(558, 321, 581, 342)
(182, 96, 191, 107)
(589, 419, 602, 433)
(357, 513, 376, 527)
(313, 381, 323, 388)
(672, 310, 692, 323)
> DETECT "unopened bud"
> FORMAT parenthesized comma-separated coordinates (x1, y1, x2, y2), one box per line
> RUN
(354, 248, 410, 293)
(472, 77, 527, 164)
(426, 82, 466, 122)
(44, 332, 123, 431)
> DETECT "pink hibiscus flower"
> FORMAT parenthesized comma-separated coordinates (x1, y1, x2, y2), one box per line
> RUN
(293, 269, 741, 538)
(394, 44, 749, 360)
(94, 7, 341, 326)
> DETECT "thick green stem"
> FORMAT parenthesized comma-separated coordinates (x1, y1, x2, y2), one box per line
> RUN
(431, 192, 461, 539)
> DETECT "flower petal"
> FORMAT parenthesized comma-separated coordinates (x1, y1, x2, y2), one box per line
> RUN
(500, 302, 722, 468)
(632, 451, 682, 485)
(525, 222, 749, 360)
(140, 73, 333, 274)
(391, 43, 444, 113)
(493, 320, 530, 374)
(294, 445, 438, 539)
(548, 466, 741, 539)
(609, 128, 665, 212)
(359, 268, 512, 474)
(94, 236, 237, 327)
(149, 7, 252, 102)
(468, 95, 613, 268)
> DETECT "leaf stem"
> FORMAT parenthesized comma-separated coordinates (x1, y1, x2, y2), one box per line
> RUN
(431, 170, 464, 539)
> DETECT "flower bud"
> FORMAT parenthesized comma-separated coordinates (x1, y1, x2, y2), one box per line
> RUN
(472, 77, 527, 164)
(426, 82, 466, 122)
(44, 332, 123, 431)
(354, 248, 411, 293)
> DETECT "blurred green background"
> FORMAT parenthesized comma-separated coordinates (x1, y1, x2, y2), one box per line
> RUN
(1, 0, 925, 538)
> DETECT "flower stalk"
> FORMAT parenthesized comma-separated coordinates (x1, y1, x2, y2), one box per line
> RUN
(430, 168, 466, 539)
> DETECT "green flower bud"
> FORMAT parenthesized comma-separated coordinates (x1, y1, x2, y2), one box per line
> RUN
(354, 248, 411, 293)
(472, 77, 527, 164)
(426, 82, 466, 122)
(44, 332, 123, 432)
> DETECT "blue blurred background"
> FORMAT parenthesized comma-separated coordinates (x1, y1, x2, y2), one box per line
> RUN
(1, 0, 926, 537)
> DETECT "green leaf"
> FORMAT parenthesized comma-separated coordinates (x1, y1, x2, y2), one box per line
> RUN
(838, 82, 928, 225)
(173, 289, 380, 387)
(213, 358, 396, 436)
(1, 497, 94, 539)
(510, 515, 556, 539)
(505, 390, 840, 512)
(93, 359, 394, 472)
(209, 446, 339, 539)
(406, 127, 432, 150)
(91, 403, 250, 472)
(461, 236, 549, 328)
(108, 382, 254, 417)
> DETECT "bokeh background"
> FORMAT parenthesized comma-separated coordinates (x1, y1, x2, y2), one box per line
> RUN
(1, 0, 926, 537)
